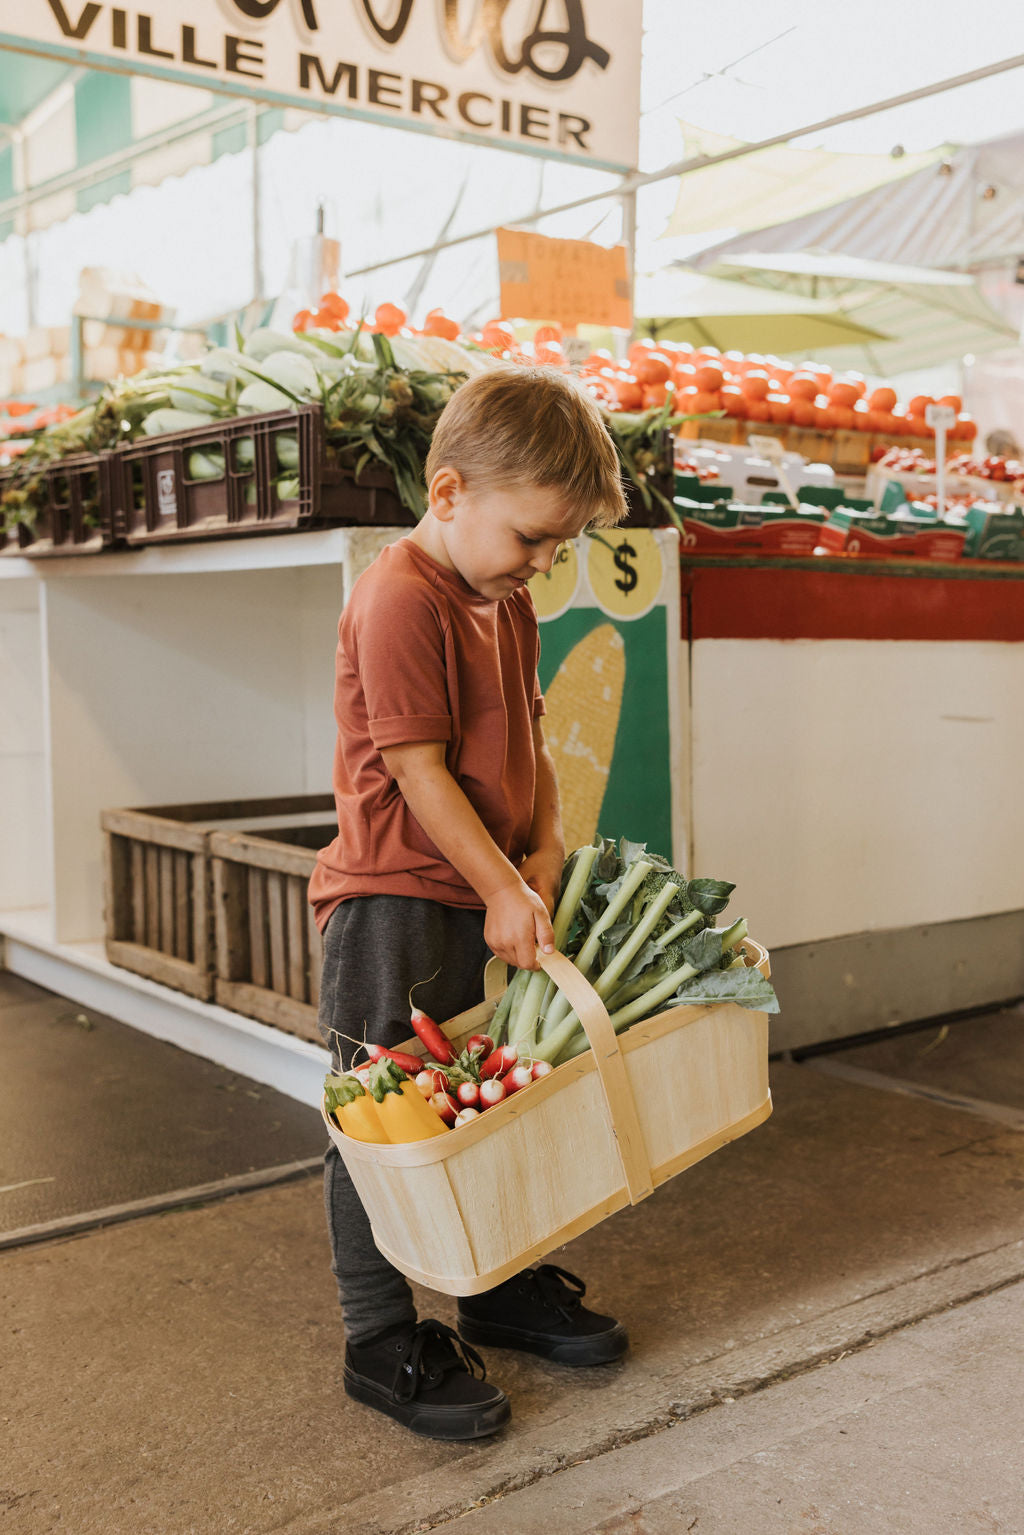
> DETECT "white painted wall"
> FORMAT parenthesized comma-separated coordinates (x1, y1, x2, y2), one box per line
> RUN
(40, 563, 345, 942)
(0, 581, 49, 912)
(689, 638, 1024, 950)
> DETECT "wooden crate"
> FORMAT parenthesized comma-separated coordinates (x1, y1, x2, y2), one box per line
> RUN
(101, 794, 334, 1002)
(677, 418, 741, 445)
(324, 944, 772, 1296)
(211, 821, 336, 1044)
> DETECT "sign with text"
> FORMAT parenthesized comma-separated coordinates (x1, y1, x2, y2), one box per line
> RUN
(4, 1, 641, 170)
(497, 226, 632, 328)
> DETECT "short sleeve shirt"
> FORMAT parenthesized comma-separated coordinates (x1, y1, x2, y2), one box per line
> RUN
(309, 537, 545, 930)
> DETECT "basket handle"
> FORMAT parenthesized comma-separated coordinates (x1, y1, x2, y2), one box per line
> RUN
(537, 950, 654, 1206)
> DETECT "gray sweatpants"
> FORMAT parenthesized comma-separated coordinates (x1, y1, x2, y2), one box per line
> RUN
(317, 894, 491, 1343)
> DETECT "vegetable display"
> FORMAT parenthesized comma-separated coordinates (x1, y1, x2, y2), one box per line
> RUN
(2, 296, 679, 538)
(324, 837, 778, 1146)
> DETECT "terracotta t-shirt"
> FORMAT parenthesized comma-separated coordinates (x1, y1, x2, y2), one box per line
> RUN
(309, 537, 545, 931)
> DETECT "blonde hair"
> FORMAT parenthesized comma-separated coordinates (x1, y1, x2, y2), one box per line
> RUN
(425, 365, 628, 529)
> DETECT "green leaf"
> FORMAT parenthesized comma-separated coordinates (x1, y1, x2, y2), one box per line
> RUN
(669, 966, 780, 1013)
(681, 928, 724, 972)
(685, 878, 736, 917)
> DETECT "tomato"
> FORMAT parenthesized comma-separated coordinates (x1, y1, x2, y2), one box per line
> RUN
(481, 319, 516, 350)
(720, 385, 747, 418)
(908, 395, 934, 416)
(421, 309, 460, 340)
(828, 381, 859, 409)
(634, 353, 672, 386)
(767, 393, 791, 424)
(789, 398, 816, 427)
(312, 307, 342, 330)
(374, 302, 407, 335)
(741, 370, 771, 401)
(292, 309, 315, 332)
(746, 398, 772, 421)
(869, 387, 897, 412)
(788, 373, 818, 401)
(613, 376, 644, 410)
(319, 292, 350, 322)
(938, 394, 963, 413)
(642, 382, 672, 408)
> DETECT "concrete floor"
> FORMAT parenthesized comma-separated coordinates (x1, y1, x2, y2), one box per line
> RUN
(2, 996, 1023, 1534)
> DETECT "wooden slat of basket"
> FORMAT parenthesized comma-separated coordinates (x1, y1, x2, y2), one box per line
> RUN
(538, 950, 654, 1204)
(208, 829, 320, 879)
(213, 978, 321, 1044)
(286, 876, 308, 1001)
(173, 850, 191, 960)
(100, 807, 209, 854)
(105, 939, 213, 1000)
(144, 845, 159, 950)
(267, 874, 287, 994)
(307, 906, 323, 1010)
(159, 848, 175, 957)
(130, 841, 145, 943)
(248, 867, 268, 988)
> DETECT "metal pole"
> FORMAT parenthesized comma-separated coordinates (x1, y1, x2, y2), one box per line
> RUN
(346, 49, 1024, 279)
(250, 104, 263, 304)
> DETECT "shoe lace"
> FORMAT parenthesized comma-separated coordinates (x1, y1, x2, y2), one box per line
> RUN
(392, 1319, 487, 1404)
(532, 1264, 586, 1323)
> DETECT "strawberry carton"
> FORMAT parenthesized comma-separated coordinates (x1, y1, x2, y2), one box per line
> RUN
(677, 499, 825, 556)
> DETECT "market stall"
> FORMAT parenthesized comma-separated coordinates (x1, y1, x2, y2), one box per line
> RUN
(3, 5, 1024, 1105)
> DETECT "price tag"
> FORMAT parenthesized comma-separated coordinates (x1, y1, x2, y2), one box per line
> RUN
(925, 404, 957, 431)
(747, 434, 799, 508)
(563, 336, 593, 370)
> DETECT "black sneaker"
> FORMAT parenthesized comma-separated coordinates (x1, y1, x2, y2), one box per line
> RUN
(343, 1319, 510, 1440)
(458, 1264, 628, 1366)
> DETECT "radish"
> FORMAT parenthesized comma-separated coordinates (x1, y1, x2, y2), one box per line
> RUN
(456, 1081, 480, 1109)
(480, 1045, 518, 1080)
(454, 1107, 480, 1128)
(414, 1070, 435, 1098)
(478, 1079, 506, 1109)
(408, 1006, 455, 1066)
(429, 1091, 459, 1126)
(530, 1060, 554, 1081)
(466, 1033, 494, 1061)
(429, 1068, 450, 1095)
(501, 1065, 534, 1095)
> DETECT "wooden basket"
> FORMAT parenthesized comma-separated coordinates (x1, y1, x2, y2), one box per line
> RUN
(322, 943, 772, 1296)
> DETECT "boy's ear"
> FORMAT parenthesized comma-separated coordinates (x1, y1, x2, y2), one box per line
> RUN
(427, 465, 463, 522)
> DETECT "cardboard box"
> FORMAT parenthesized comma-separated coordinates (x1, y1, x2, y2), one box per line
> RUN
(961, 505, 1024, 562)
(819, 508, 967, 562)
(678, 499, 826, 556)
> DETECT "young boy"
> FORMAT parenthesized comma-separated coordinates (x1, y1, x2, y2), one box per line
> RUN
(310, 363, 628, 1441)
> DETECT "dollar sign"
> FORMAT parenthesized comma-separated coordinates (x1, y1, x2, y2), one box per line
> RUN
(613, 540, 638, 595)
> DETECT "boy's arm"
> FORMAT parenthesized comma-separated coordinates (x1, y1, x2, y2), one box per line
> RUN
(380, 741, 555, 971)
(519, 718, 565, 919)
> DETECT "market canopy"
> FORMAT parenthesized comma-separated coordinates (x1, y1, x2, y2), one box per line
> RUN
(700, 250, 1018, 376)
(633, 269, 889, 355)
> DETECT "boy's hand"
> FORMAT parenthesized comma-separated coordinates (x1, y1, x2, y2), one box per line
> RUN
(519, 847, 564, 918)
(485, 879, 555, 971)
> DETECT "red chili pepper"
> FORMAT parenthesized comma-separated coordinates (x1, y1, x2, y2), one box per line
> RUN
(409, 1009, 455, 1067)
(363, 1043, 424, 1075)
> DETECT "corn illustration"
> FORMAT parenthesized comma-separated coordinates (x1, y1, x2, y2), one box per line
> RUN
(542, 624, 625, 849)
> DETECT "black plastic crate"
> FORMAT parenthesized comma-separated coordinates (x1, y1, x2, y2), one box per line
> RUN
(0, 453, 116, 557)
(111, 403, 412, 546)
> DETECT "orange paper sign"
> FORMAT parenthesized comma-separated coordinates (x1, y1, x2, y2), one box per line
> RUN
(497, 228, 633, 330)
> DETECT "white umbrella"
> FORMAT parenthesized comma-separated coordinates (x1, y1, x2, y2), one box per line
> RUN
(701, 250, 1017, 374)
(633, 269, 889, 354)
